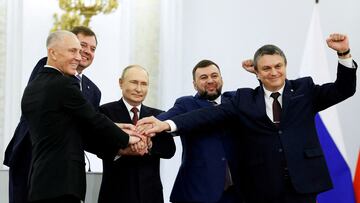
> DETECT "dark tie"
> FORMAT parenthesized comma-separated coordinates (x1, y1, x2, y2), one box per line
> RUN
(224, 162, 233, 191)
(75, 74, 82, 91)
(131, 107, 139, 125)
(270, 92, 281, 127)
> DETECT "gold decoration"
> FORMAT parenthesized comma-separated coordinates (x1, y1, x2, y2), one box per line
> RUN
(51, 0, 118, 32)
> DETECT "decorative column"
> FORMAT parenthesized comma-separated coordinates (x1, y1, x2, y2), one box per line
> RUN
(0, 0, 6, 168)
(1, 0, 23, 168)
(130, 0, 160, 107)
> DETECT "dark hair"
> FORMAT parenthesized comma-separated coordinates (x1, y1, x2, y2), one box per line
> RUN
(253, 44, 287, 70)
(70, 26, 98, 45)
(192, 59, 220, 80)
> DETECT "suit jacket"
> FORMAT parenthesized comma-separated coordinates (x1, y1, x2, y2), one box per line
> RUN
(3, 57, 102, 203)
(98, 99, 176, 203)
(170, 63, 357, 202)
(21, 67, 128, 202)
(157, 92, 240, 203)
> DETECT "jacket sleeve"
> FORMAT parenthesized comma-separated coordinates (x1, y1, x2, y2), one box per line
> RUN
(62, 80, 129, 158)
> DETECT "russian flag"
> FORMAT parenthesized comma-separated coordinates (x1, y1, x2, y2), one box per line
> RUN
(354, 150, 360, 202)
(299, 4, 356, 203)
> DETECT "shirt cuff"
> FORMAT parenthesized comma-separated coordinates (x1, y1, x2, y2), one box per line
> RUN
(165, 120, 177, 132)
(114, 155, 121, 161)
(339, 57, 355, 68)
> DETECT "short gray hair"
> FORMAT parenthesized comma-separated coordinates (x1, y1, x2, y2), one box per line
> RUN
(46, 30, 76, 48)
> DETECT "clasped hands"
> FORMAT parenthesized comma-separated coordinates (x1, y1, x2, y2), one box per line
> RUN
(116, 123, 153, 156)
(115, 118, 171, 156)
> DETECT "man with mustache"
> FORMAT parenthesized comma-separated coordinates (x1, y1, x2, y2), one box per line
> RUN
(155, 60, 241, 203)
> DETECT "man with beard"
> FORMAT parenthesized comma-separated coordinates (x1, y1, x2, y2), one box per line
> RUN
(3, 26, 101, 203)
(156, 60, 241, 203)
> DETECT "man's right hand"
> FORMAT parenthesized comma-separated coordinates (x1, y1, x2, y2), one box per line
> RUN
(115, 122, 143, 144)
(136, 116, 170, 136)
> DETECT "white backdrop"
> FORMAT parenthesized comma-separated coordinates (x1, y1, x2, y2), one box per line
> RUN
(1, 0, 360, 202)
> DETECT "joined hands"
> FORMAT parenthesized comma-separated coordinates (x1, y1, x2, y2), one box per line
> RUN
(115, 123, 152, 156)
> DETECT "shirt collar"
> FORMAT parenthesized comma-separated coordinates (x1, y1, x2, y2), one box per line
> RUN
(211, 96, 221, 104)
(44, 65, 63, 75)
(263, 84, 285, 99)
(122, 98, 142, 112)
(45, 65, 81, 77)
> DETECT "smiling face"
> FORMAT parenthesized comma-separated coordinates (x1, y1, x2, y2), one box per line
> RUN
(193, 64, 223, 100)
(47, 32, 82, 76)
(119, 66, 149, 106)
(255, 54, 286, 92)
(76, 33, 97, 73)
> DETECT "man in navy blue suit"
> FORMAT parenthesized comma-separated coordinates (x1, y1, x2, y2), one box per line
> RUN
(137, 33, 357, 203)
(3, 26, 100, 203)
(155, 60, 241, 203)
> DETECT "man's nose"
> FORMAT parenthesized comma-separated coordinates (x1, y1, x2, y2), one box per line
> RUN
(270, 68, 277, 75)
(82, 46, 90, 55)
(135, 84, 142, 91)
(75, 51, 81, 61)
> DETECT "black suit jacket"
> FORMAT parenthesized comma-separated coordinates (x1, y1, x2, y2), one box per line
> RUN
(98, 99, 175, 203)
(3, 57, 102, 203)
(21, 68, 129, 202)
(170, 63, 357, 202)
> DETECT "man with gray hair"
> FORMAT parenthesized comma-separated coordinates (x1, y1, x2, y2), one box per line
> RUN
(4, 26, 102, 203)
(21, 30, 140, 203)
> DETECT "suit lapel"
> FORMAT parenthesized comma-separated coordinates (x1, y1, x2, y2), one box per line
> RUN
(139, 105, 150, 119)
(253, 86, 282, 130)
(281, 80, 294, 123)
(118, 99, 133, 123)
(194, 93, 213, 107)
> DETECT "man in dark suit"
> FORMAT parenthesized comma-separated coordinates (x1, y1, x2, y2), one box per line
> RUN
(22, 30, 141, 203)
(153, 60, 240, 203)
(137, 33, 357, 203)
(98, 65, 176, 203)
(3, 26, 100, 203)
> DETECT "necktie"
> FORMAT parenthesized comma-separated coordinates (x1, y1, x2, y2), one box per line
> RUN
(131, 107, 139, 125)
(224, 162, 233, 190)
(75, 74, 82, 91)
(270, 92, 281, 127)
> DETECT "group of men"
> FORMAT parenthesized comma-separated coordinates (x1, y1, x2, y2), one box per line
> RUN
(3, 25, 357, 203)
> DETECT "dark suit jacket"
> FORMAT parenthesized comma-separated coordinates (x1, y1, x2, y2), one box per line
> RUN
(157, 92, 240, 203)
(3, 57, 102, 203)
(170, 63, 357, 202)
(98, 99, 176, 203)
(21, 67, 128, 202)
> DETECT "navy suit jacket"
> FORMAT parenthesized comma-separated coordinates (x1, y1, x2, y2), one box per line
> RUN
(170, 63, 357, 202)
(3, 57, 101, 203)
(98, 99, 176, 203)
(157, 92, 240, 203)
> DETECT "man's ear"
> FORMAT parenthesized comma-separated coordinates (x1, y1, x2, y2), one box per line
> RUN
(119, 78, 123, 89)
(192, 80, 197, 91)
(48, 48, 57, 60)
